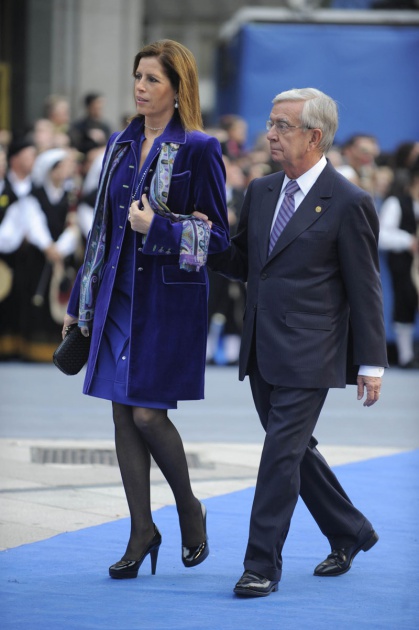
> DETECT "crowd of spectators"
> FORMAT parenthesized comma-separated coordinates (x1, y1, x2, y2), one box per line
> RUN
(0, 99, 418, 366)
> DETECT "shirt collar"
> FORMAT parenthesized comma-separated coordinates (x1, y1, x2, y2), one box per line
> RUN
(283, 155, 327, 196)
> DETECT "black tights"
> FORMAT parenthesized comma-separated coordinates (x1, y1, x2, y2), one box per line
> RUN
(112, 403, 204, 560)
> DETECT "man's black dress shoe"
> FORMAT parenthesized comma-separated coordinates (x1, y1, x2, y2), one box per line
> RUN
(314, 530, 379, 577)
(234, 570, 278, 597)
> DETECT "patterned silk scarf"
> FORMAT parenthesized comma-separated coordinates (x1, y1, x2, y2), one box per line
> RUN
(79, 141, 129, 330)
(79, 139, 211, 330)
(147, 142, 211, 272)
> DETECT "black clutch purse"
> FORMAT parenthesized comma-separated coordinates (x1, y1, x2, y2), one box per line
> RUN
(53, 323, 91, 375)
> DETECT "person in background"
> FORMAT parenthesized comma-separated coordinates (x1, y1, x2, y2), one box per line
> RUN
(4, 138, 37, 200)
(371, 162, 394, 213)
(18, 148, 81, 361)
(207, 155, 246, 365)
(389, 141, 419, 199)
(339, 133, 380, 193)
(219, 114, 248, 161)
(0, 139, 37, 359)
(30, 119, 56, 154)
(0, 145, 7, 197)
(43, 94, 72, 148)
(70, 92, 112, 155)
(63, 39, 229, 580)
(379, 159, 419, 369)
(76, 147, 106, 240)
(209, 87, 387, 598)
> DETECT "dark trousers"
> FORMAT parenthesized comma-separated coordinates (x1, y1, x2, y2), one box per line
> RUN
(243, 357, 372, 582)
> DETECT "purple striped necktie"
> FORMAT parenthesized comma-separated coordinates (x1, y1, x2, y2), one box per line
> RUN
(269, 179, 300, 255)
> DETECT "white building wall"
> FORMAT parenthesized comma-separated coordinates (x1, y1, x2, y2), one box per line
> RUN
(26, 0, 144, 131)
(72, 0, 144, 129)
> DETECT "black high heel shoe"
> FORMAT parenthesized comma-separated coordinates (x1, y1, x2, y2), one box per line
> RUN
(182, 502, 209, 568)
(109, 524, 162, 579)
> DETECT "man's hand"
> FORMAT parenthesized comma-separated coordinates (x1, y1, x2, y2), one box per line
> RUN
(357, 375, 382, 407)
(192, 210, 212, 229)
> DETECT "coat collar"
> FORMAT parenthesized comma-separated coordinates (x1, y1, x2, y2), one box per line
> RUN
(115, 114, 187, 146)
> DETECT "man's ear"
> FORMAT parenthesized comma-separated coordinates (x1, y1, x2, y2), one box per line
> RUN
(307, 128, 323, 151)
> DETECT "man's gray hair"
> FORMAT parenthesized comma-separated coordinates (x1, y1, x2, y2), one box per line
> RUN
(272, 88, 338, 154)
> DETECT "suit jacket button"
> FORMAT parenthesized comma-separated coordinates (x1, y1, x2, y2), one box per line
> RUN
(261, 272, 268, 280)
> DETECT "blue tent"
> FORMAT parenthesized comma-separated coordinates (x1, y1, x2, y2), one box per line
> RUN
(216, 8, 419, 152)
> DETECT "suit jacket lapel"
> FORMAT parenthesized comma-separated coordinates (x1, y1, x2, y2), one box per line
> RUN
(266, 164, 334, 261)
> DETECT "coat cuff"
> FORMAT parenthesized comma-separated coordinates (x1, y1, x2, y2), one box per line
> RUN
(142, 213, 183, 255)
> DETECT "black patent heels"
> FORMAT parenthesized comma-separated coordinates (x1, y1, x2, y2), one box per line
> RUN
(182, 502, 209, 568)
(109, 524, 162, 579)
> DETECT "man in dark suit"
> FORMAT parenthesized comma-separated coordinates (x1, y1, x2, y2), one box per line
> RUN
(208, 88, 388, 597)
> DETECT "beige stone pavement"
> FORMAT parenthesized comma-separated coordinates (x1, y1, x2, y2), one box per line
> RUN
(0, 363, 417, 551)
(0, 438, 407, 551)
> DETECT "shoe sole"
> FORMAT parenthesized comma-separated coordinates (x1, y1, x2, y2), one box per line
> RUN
(234, 583, 278, 598)
(109, 571, 138, 579)
(314, 530, 379, 577)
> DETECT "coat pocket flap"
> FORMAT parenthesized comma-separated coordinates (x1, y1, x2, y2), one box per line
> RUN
(162, 265, 206, 285)
(285, 312, 332, 331)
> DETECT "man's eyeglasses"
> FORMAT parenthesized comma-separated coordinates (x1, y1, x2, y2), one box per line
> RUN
(266, 120, 311, 134)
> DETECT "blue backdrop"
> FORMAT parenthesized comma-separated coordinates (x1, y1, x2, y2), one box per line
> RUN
(216, 22, 419, 152)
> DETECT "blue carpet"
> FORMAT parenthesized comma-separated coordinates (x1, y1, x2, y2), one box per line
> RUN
(1, 450, 418, 630)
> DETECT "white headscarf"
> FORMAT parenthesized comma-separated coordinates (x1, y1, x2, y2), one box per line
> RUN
(31, 148, 68, 187)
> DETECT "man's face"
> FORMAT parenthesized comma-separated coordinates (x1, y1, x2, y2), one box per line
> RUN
(349, 138, 379, 169)
(88, 97, 104, 119)
(11, 146, 37, 177)
(266, 101, 312, 173)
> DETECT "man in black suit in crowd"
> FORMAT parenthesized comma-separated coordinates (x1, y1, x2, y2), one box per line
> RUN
(209, 88, 388, 597)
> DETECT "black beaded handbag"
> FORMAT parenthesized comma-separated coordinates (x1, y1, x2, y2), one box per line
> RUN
(53, 323, 91, 375)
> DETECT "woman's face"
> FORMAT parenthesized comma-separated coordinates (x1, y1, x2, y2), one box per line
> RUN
(134, 56, 176, 122)
(49, 153, 76, 187)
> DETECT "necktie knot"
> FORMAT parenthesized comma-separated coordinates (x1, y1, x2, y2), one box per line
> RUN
(284, 179, 300, 197)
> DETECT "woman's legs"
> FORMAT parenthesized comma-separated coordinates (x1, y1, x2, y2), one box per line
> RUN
(112, 402, 205, 561)
(112, 403, 155, 560)
(132, 406, 205, 547)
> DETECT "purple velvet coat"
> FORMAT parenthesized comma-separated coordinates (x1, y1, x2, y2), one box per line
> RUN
(67, 115, 229, 401)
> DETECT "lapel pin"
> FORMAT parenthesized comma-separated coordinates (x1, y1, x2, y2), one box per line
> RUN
(315, 206, 322, 213)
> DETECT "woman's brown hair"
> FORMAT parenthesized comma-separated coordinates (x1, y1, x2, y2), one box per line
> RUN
(133, 40, 203, 132)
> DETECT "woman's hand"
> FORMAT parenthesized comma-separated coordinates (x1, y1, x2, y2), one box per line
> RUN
(128, 194, 154, 234)
(62, 313, 78, 340)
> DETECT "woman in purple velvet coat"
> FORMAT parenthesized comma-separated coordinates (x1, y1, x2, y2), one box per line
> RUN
(63, 40, 229, 579)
